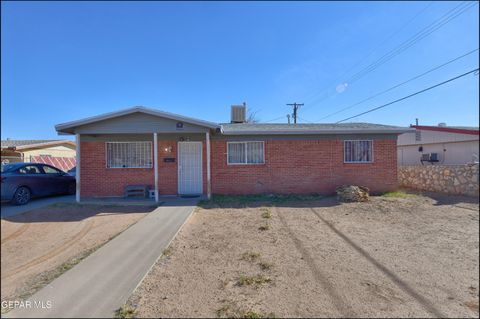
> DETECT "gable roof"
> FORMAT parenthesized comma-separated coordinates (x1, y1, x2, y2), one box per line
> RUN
(410, 125, 479, 135)
(1, 139, 76, 150)
(220, 123, 413, 135)
(55, 106, 221, 134)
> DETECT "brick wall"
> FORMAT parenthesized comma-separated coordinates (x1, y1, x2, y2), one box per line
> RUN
(80, 141, 154, 197)
(211, 139, 398, 195)
(80, 140, 207, 197)
(81, 138, 398, 197)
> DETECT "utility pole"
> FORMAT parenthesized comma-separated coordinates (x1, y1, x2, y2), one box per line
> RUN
(287, 103, 304, 124)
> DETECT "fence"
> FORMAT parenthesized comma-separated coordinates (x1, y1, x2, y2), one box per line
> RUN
(29, 155, 76, 172)
(398, 164, 479, 197)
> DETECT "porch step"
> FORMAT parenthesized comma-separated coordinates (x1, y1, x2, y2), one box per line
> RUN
(124, 185, 150, 198)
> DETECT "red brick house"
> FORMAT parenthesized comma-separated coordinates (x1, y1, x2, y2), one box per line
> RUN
(55, 105, 412, 202)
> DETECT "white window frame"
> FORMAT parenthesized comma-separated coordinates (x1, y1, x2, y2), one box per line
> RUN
(343, 140, 374, 163)
(105, 141, 153, 169)
(227, 141, 265, 165)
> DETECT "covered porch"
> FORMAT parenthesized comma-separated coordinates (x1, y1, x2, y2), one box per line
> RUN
(55, 106, 220, 203)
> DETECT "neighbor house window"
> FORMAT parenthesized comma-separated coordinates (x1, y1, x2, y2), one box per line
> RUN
(227, 141, 264, 164)
(344, 140, 373, 163)
(106, 142, 153, 168)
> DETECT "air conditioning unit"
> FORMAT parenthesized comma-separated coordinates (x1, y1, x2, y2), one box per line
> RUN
(421, 153, 430, 162)
(231, 104, 246, 123)
(420, 153, 439, 164)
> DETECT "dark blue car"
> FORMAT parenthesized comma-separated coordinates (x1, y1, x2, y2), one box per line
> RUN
(1, 163, 76, 205)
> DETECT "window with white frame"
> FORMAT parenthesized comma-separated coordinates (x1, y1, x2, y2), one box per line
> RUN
(106, 142, 153, 168)
(227, 141, 264, 164)
(344, 140, 373, 163)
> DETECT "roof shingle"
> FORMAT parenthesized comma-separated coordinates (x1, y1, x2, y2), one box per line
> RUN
(220, 122, 412, 135)
(1, 139, 63, 149)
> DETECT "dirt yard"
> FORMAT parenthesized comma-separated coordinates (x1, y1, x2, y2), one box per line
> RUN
(1, 203, 156, 303)
(130, 192, 479, 318)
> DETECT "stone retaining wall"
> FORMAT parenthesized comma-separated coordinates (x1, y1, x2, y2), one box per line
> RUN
(398, 164, 479, 197)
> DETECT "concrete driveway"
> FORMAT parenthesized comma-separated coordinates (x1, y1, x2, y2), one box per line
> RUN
(1, 195, 75, 218)
(7, 198, 198, 318)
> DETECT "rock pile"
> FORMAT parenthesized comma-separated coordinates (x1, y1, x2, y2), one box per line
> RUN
(336, 185, 370, 202)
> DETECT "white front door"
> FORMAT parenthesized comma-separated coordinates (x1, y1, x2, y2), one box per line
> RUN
(178, 142, 203, 195)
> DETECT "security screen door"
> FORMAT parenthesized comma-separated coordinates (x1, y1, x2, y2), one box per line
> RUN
(178, 142, 203, 195)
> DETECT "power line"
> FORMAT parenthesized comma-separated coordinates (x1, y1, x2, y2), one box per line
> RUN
(263, 115, 287, 123)
(303, 1, 476, 112)
(317, 48, 479, 121)
(296, 116, 314, 124)
(346, 1, 476, 84)
(336, 67, 479, 123)
(262, 1, 476, 124)
(263, 3, 435, 124)
(300, 2, 434, 108)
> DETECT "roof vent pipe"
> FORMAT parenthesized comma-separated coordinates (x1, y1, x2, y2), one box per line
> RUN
(231, 103, 247, 123)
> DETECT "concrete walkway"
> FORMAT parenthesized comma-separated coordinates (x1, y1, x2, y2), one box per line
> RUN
(8, 198, 198, 318)
(1, 195, 75, 218)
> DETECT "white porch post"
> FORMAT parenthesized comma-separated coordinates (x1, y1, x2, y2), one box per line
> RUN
(153, 133, 159, 203)
(206, 131, 212, 199)
(75, 133, 81, 203)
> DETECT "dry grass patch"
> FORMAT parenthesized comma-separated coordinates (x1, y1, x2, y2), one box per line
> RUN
(237, 274, 272, 286)
(114, 304, 136, 319)
(162, 246, 173, 257)
(261, 209, 272, 219)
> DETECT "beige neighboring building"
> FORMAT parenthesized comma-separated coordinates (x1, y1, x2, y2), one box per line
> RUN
(397, 124, 479, 165)
(1, 139, 76, 171)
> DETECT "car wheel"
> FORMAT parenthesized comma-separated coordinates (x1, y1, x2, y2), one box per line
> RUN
(68, 183, 76, 195)
(13, 186, 31, 205)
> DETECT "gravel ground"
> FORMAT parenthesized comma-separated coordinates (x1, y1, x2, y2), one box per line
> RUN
(1, 203, 155, 304)
(130, 193, 479, 318)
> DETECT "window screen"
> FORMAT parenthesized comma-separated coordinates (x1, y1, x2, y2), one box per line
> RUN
(228, 141, 264, 164)
(344, 140, 373, 163)
(106, 142, 153, 168)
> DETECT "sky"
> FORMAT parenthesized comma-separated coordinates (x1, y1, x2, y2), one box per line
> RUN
(1, 1, 479, 140)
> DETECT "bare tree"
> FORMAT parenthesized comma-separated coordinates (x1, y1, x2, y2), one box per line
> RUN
(246, 109, 260, 123)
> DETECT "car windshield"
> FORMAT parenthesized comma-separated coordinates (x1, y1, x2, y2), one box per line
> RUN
(1, 163, 21, 173)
